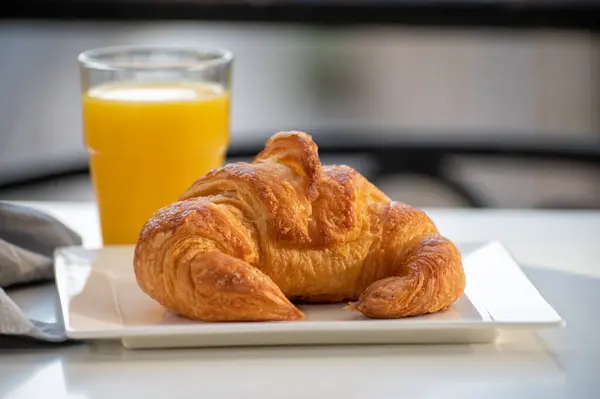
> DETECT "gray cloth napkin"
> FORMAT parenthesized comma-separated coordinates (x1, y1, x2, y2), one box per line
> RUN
(0, 202, 82, 342)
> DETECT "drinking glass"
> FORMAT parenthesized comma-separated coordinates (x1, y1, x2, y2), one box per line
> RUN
(78, 45, 233, 245)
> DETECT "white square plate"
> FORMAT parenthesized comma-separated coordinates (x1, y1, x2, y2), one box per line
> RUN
(54, 241, 563, 349)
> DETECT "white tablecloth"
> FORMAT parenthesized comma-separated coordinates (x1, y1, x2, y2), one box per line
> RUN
(1, 202, 599, 399)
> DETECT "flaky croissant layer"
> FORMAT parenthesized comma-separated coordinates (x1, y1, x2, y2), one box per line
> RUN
(133, 131, 466, 321)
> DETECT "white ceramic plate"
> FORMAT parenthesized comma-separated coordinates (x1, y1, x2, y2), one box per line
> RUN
(54, 241, 563, 349)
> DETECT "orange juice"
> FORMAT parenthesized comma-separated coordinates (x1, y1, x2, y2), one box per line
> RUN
(82, 81, 230, 245)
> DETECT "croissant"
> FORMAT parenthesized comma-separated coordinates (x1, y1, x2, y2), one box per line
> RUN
(133, 131, 466, 322)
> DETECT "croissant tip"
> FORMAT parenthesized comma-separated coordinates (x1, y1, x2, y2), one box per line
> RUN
(294, 314, 306, 321)
(273, 308, 305, 321)
(290, 307, 306, 320)
(268, 130, 314, 143)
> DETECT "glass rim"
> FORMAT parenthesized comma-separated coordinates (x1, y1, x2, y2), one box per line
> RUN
(78, 44, 233, 71)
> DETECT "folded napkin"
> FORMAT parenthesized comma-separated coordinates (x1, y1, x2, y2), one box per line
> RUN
(0, 202, 82, 343)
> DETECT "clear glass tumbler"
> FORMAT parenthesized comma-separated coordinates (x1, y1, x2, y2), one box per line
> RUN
(78, 45, 233, 245)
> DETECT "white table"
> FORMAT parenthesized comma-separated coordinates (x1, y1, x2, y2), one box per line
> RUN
(1, 201, 599, 399)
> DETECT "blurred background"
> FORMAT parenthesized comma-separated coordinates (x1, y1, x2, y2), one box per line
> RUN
(1, 0, 599, 209)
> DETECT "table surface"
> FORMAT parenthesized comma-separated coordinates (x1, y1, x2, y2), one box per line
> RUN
(1, 201, 599, 398)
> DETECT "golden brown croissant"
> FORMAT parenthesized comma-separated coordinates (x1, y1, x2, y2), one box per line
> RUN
(133, 131, 466, 321)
